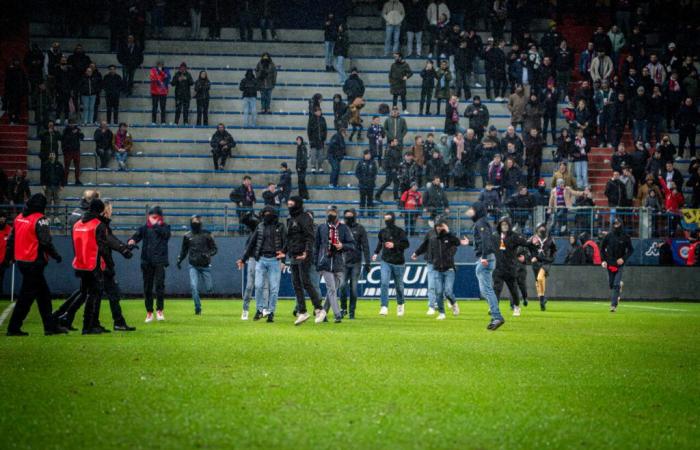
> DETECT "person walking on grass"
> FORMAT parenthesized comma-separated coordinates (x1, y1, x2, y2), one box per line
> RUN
(340, 208, 371, 319)
(128, 206, 171, 323)
(528, 222, 557, 311)
(239, 213, 268, 321)
(601, 218, 634, 312)
(492, 216, 535, 317)
(372, 211, 409, 317)
(177, 215, 218, 315)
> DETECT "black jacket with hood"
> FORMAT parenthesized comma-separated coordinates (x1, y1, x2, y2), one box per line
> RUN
(242, 206, 287, 261)
(470, 201, 496, 258)
(414, 227, 462, 272)
(177, 221, 218, 268)
(374, 218, 409, 265)
(493, 217, 534, 274)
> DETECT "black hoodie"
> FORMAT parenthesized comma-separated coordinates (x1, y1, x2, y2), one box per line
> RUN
(470, 202, 496, 258)
(415, 228, 461, 272)
(285, 196, 315, 263)
(494, 217, 533, 274)
(239, 70, 258, 98)
(374, 219, 409, 265)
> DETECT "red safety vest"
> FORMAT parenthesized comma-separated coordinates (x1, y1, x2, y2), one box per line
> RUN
(687, 242, 699, 267)
(583, 240, 602, 265)
(0, 224, 11, 263)
(72, 218, 105, 271)
(13, 213, 44, 263)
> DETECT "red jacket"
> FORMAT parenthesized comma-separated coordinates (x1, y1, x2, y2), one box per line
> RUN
(150, 67, 170, 96)
(658, 176, 685, 213)
(401, 190, 423, 210)
(0, 224, 11, 263)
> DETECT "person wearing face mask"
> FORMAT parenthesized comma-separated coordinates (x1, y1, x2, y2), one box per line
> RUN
(528, 222, 557, 311)
(492, 216, 536, 317)
(177, 215, 218, 315)
(340, 209, 370, 319)
(128, 206, 171, 323)
(600, 218, 634, 312)
(285, 196, 324, 325)
(236, 206, 287, 322)
(210, 123, 236, 171)
(372, 212, 410, 316)
(412, 219, 468, 320)
(315, 206, 355, 323)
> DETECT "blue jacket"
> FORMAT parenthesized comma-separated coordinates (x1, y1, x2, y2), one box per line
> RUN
(315, 221, 355, 272)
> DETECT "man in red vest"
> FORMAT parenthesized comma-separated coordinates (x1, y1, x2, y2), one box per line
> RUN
(5, 194, 68, 336)
(0, 211, 11, 297)
(71, 199, 110, 334)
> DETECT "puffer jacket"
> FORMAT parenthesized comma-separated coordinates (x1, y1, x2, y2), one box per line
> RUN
(315, 221, 355, 272)
(177, 229, 217, 268)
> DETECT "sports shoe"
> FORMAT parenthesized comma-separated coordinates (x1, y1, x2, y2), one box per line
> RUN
(156, 310, 165, 321)
(241, 310, 249, 321)
(253, 310, 263, 321)
(114, 322, 136, 331)
(334, 316, 342, 323)
(6, 330, 29, 336)
(523, 298, 529, 307)
(314, 309, 327, 323)
(295, 312, 310, 325)
(513, 306, 521, 317)
(495, 96, 503, 102)
(451, 302, 460, 316)
(262, 308, 270, 317)
(487, 319, 505, 330)
(403, 110, 410, 115)
(436, 313, 446, 320)
(379, 306, 388, 316)
(426, 307, 436, 315)
(397, 304, 405, 317)
(145, 312, 154, 323)
(266, 312, 274, 323)
(610, 306, 617, 313)
(475, 82, 483, 88)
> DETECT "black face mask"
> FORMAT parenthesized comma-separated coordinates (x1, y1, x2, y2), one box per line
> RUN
(385, 218, 395, 227)
(190, 221, 202, 232)
(613, 225, 623, 235)
(438, 228, 448, 236)
(344, 216, 355, 226)
(327, 214, 337, 223)
(263, 214, 276, 224)
(537, 230, 546, 238)
(288, 203, 302, 216)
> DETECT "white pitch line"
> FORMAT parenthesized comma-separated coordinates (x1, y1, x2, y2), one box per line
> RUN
(592, 302, 689, 312)
(0, 302, 16, 327)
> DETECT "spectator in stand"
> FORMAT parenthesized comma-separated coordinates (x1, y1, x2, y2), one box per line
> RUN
(355, 150, 378, 211)
(78, 67, 99, 126)
(486, 152, 504, 188)
(572, 129, 589, 189)
(590, 50, 614, 84)
(102, 65, 122, 125)
(425, 150, 447, 187)
(549, 178, 584, 235)
(88, 62, 103, 124)
(508, 84, 527, 130)
(478, 181, 501, 214)
(524, 127, 544, 188)
(94, 121, 114, 169)
(665, 72, 683, 131)
(484, 38, 507, 101)
(323, 13, 337, 72)
(7, 170, 30, 208)
(552, 161, 576, 189)
(404, 0, 423, 57)
(426, 1, 450, 58)
(646, 54, 667, 86)
(239, 69, 259, 128)
(419, 60, 437, 115)
(532, 177, 549, 207)
(295, 136, 309, 200)
(334, 23, 350, 85)
(464, 96, 489, 140)
(507, 184, 535, 229)
(605, 170, 626, 209)
(629, 86, 650, 146)
(611, 144, 630, 174)
(423, 174, 449, 219)
(117, 35, 143, 96)
(389, 53, 413, 113)
(400, 182, 422, 236)
(307, 107, 328, 173)
(523, 93, 543, 134)
(255, 53, 277, 114)
(637, 174, 663, 205)
(327, 127, 347, 188)
(238, 0, 255, 41)
(502, 157, 522, 199)
(171, 62, 194, 126)
(39, 121, 61, 163)
(433, 13, 451, 59)
(677, 97, 697, 158)
(646, 148, 665, 178)
(453, 37, 471, 101)
(332, 94, 348, 131)
(194, 70, 211, 126)
(607, 25, 625, 66)
(398, 151, 420, 194)
(554, 40, 574, 101)
(608, 91, 628, 148)
(630, 140, 650, 185)
(384, 106, 408, 148)
(62, 120, 84, 185)
(230, 176, 256, 234)
(434, 59, 451, 115)
(376, 138, 403, 202)
(113, 122, 132, 171)
(646, 85, 665, 145)
(594, 80, 615, 147)
(343, 67, 365, 105)
(33, 82, 50, 138)
(660, 160, 685, 191)
(348, 97, 365, 141)
(578, 42, 596, 81)
(658, 175, 685, 235)
(259, 0, 279, 41)
(149, 61, 170, 125)
(263, 183, 280, 207)
(687, 162, 700, 208)
(554, 128, 572, 163)
(539, 79, 559, 144)
(382, 0, 405, 56)
(480, 127, 500, 188)
(54, 57, 72, 125)
(619, 166, 636, 208)
(277, 162, 292, 204)
(40, 153, 64, 224)
(444, 95, 460, 136)
(189, 0, 204, 39)
(210, 123, 236, 170)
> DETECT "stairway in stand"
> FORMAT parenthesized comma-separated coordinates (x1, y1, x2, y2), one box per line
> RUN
(588, 132, 633, 205)
(0, 124, 29, 173)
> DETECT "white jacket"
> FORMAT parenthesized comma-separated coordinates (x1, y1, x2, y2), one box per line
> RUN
(426, 2, 450, 25)
(589, 55, 614, 82)
(383, 0, 406, 26)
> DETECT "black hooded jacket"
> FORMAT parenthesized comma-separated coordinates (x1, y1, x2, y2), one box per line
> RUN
(470, 202, 496, 258)
(177, 225, 217, 268)
(493, 217, 534, 274)
(130, 216, 172, 266)
(285, 198, 315, 263)
(374, 221, 409, 265)
(414, 228, 461, 272)
(243, 206, 287, 261)
(601, 227, 634, 266)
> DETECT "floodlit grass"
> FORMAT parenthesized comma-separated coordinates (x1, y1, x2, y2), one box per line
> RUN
(0, 299, 698, 449)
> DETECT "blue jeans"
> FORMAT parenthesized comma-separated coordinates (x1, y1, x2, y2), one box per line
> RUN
(573, 160, 588, 188)
(384, 24, 401, 55)
(115, 150, 128, 170)
(426, 263, 436, 308)
(475, 255, 503, 321)
(329, 156, 342, 186)
(81, 95, 96, 124)
(260, 88, 272, 111)
(254, 257, 281, 313)
(242, 97, 256, 127)
(324, 41, 335, 67)
(189, 266, 213, 312)
(633, 119, 647, 143)
(243, 257, 268, 311)
(380, 261, 405, 307)
(433, 269, 456, 314)
(335, 55, 347, 84)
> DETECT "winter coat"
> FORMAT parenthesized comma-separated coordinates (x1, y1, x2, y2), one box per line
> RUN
(239, 74, 259, 98)
(61, 126, 84, 153)
(286, 209, 315, 260)
(469, 202, 496, 258)
(355, 158, 378, 187)
(307, 115, 328, 148)
(334, 30, 350, 57)
(434, 68, 451, 99)
(117, 42, 144, 68)
(484, 46, 506, 76)
(193, 78, 211, 100)
(130, 222, 172, 265)
(508, 92, 527, 122)
(389, 61, 413, 96)
(605, 179, 626, 206)
(93, 128, 114, 150)
(327, 132, 346, 160)
(149, 67, 170, 96)
(464, 103, 490, 132)
(171, 70, 194, 101)
(423, 182, 449, 212)
(40, 160, 65, 188)
(374, 223, 409, 264)
(420, 68, 437, 89)
(398, 160, 421, 189)
(255, 59, 277, 90)
(384, 116, 408, 143)
(39, 130, 61, 161)
(523, 101, 543, 132)
(296, 142, 308, 171)
(343, 74, 365, 99)
(383, 146, 403, 172)
(78, 73, 100, 96)
(102, 73, 123, 97)
(315, 221, 355, 272)
(601, 229, 634, 266)
(177, 229, 217, 268)
(523, 134, 544, 167)
(548, 186, 584, 209)
(344, 221, 370, 266)
(589, 55, 614, 83)
(415, 231, 461, 272)
(210, 129, 236, 154)
(243, 219, 287, 261)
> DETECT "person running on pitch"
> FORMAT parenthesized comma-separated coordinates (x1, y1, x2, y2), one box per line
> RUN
(372, 211, 410, 316)
(600, 218, 633, 312)
(529, 222, 557, 311)
(176, 215, 218, 315)
(464, 201, 505, 330)
(515, 246, 530, 307)
(493, 216, 536, 317)
(412, 218, 468, 320)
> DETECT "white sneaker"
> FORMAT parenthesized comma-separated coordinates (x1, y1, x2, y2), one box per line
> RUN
(436, 313, 446, 320)
(156, 310, 165, 321)
(262, 308, 270, 317)
(451, 302, 460, 316)
(241, 310, 249, 321)
(475, 83, 483, 88)
(145, 312, 154, 323)
(403, 110, 410, 115)
(295, 312, 311, 325)
(379, 306, 388, 316)
(397, 304, 405, 317)
(513, 306, 521, 317)
(495, 96, 503, 102)
(426, 307, 436, 315)
(314, 309, 327, 323)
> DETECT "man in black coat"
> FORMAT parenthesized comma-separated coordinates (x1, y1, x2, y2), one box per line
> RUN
(171, 62, 194, 125)
(372, 211, 409, 316)
(277, 163, 292, 204)
(102, 65, 123, 124)
(177, 215, 217, 315)
(210, 123, 236, 170)
(117, 34, 143, 95)
(605, 170, 626, 207)
(230, 176, 256, 234)
(601, 218, 634, 312)
(342, 68, 365, 104)
(340, 208, 370, 319)
(307, 107, 328, 173)
(375, 138, 402, 202)
(492, 217, 536, 316)
(355, 150, 378, 211)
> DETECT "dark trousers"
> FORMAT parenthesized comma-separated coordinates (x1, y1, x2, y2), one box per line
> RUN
(405, 211, 419, 235)
(122, 66, 136, 94)
(151, 95, 167, 123)
(78, 270, 103, 332)
(63, 150, 81, 184)
(52, 288, 83, 324)
(196, 98, 209, 125)
(103, 272, 126, 325)
(542, 113, 556, 143)
(291, 260, 322, 314)
(679, 126, 697, 158)
(420, 87, 433, 114)
(56, 92, 70, 121)
(106, 94, 120, 124)
(493, 271, 520, 307)
(392, 93, 407, 111)
(527, 164, 541, 188)
(516, 265, 528, 300)
(96, 147, 112, 168)
(455, 69, 471, 100)
(5, 94, 21, 123)
(212, 148, 229, 170)
(239, 13, 254, 40)
(359, 187, 374, 211)
(7, 265, 56, 333)
(376, 169, 399, 200)
(485, 74, 506, 99)
(142, 263, 165, 312)
(608, 266, 623, 306)
(329, 157, 342, 186)
(0, 263, 8, 297)
(297, 168, 308, 199)
(174, 98, 190, 124)
(339, 263, 360, 314)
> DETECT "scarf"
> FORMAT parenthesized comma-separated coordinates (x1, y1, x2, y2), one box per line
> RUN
(454, 136, 464, 160)
(450, 100, 459, 123)
(115, 131, 126, 149)
(327, 222, 339, 256)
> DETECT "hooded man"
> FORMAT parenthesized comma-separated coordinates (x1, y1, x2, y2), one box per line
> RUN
(210, 123, 236, 170)
(372, 211, 410, 316)
(177, 215, 218, 315)
(493, 216, 535, 317)
(529, 222, 557, 311)
(239, 212, 267, 320)
(601, 218, 634, 312)
(340, 208, 371, 319)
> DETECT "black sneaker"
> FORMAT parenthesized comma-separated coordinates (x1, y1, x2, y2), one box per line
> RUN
(114, 323, 136, 331)
(6, 330, 29, 336)
(487, 319, 505, 331)
(349, 312, 355, 320)
(98, 325, 111, 333)
(523, 299, 528, 307)
(45, 326, 70, 336)
(334, 317, 342, 323)
(253, 310, 263, 321)
(57, 316, 77, 331)
(340, 309, 347, 318)
(266, 312, 274, 323)
(195, 310, 201, 315)
(81, 327, 104, 335)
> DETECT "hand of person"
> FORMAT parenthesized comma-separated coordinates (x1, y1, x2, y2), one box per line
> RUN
(295, 251, 307, 261)
(276, 251, 286, 259)
(410, 253, 417, 260)
(333, 242, 343, 250)
(517, 254, 525, 263)
(616, 258, 624, 266)
(601, 261, 608, 269)
(372, 254, 378, 262)
(531, 257, 538, 263)
(460, 237, 469, 246)
(122, 249, 133, 259)
(127, 239, 136, 247)
(480, 258, 489, 267)
(384, 241, 394, 249)
(236, 259, 245, 270)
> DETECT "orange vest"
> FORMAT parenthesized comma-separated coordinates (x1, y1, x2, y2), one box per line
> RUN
(72, 218, 105, 271)
(0, 224, 11, 263)
(13, 213, 43, 263)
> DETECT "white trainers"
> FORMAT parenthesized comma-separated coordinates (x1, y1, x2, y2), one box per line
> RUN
(426, 307, 436, 315)
(403, 110, 410, 115)
(295, 312, 311, 325)
(241, 310, 249, 321)
(436, 313, 446, 320)
(397, 304, 405, 317)
(495, 96, 503, 102)
(513, 306, 521, 317)
(145, 312, 154, 323)
(379, 306, 388, 316)
(156, 310, 165, 321)
(475, 83, 483, 88)
(262, 308, 270, 318)
(314, 309, 327, 323)
(451, 302, 460, 316)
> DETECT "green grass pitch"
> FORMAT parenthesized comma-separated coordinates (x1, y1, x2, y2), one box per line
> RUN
(0, 299, 698, 449)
